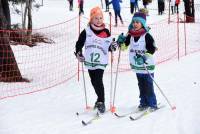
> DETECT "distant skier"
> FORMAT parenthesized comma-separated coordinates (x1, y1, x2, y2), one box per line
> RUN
(74, 7, 118, 113)
(175, 0, 180, 13)
(142, 0, 149, 8)
(116, 11, 158, 111)
(158, 0, 164, 15)
(105, 0, 109, 12)
(78, 0, 84, 15)
(109, 0, 124, 27)
(67, 0, 73, 11)
(130, 0, 136, 14)
(170, 0, 176, 14)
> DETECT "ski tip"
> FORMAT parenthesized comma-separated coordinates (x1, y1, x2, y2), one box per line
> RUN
(114, 113, 119, 117)
(129, 116, 135, 120)
(172, 106, 176, 111)
(81, 120, 87, 126)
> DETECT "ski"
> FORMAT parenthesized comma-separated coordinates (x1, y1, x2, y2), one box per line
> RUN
(114, 109, 140, 118)
(114, 103, 162, 118)
(76, 108, 95, 116)
(129, 105, 165, 121)
(129, 110, 149, 121)
(81, 110, 110, 126)
(81, 112, 100, 126)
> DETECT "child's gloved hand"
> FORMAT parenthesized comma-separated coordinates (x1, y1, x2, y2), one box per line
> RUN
(136, 53, 151, 65)
(110, 41, 118, 51)
(75, 51, 85, 62)
(120, 43, 128, 51)
(117, 33, 126, 45)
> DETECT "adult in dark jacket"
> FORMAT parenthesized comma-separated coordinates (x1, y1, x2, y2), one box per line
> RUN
(109, 0, 123, 27)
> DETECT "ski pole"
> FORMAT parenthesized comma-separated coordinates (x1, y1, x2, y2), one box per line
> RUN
(112, 48, 122, 112)
(81, 62, 91, 110)
(110, 51, 114, 112)
(110, 38, 116, 112)
(143, 63, 176, 110)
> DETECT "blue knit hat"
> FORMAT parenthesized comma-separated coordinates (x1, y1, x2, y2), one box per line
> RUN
(128, 12, 148, 31)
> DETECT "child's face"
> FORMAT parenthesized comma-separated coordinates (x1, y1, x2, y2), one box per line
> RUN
(91, 15, 103, 26)
(132, 20, 143, 30)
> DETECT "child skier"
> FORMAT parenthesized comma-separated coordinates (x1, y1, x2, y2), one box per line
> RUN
(75, 6, 117, 113)
(117, 11, 158, 111)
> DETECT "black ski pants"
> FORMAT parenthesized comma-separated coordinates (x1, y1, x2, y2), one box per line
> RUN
(88, 69, 105, 103)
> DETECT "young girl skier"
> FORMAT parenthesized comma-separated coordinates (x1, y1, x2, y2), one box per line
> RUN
(75, 6, 117, 113)
(117, 11, 158, 111)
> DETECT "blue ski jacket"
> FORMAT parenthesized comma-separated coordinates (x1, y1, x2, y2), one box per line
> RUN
(109, 0, 122, 11)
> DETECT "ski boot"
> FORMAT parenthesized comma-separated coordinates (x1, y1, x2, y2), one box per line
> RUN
(138, 104, 148, 111)
(148, 105, 158, 112)
(94, 102, 105, 113)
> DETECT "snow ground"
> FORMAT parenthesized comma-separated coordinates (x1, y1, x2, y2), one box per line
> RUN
(0, 52, 200, 134)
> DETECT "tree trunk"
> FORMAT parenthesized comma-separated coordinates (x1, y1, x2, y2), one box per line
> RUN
(1, 0, 10, 29)
(191, 0, 195, 21)
(27, 0, 32, 43)
(22, 0, 28, 29)
(0, 0, 29, 82)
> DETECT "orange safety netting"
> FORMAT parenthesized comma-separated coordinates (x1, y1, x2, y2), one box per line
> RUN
(0, 6, 200, 100)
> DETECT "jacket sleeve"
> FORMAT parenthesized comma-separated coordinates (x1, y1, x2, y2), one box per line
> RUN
(145, 33, 156, 54)
(75, 29, 86, 55)
(124, 34, 131, 47)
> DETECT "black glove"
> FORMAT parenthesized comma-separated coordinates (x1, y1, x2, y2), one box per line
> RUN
(110, 38, 118, 51)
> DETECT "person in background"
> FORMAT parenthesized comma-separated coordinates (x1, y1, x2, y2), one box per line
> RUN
(158, 0, 165, 15)
(135, 0, 140, 12)
(170, 0, 176, 14)
(175, 0, 180, 13)
(116, 11, 158, 111)
(74, 7, 118, 113)
(130, 0, 136, 14)
(142, 0, 149, 8)
(105, 0, 109, 12)
(68, 0, 73, 11)
(109, 0, 124, 27)
(78, 0, 84, 15)
(183, 0, 194, 22)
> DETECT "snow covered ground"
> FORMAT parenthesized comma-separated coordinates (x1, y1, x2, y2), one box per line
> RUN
(1, 0, 200, 134)
(0, 52, 200, 134)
